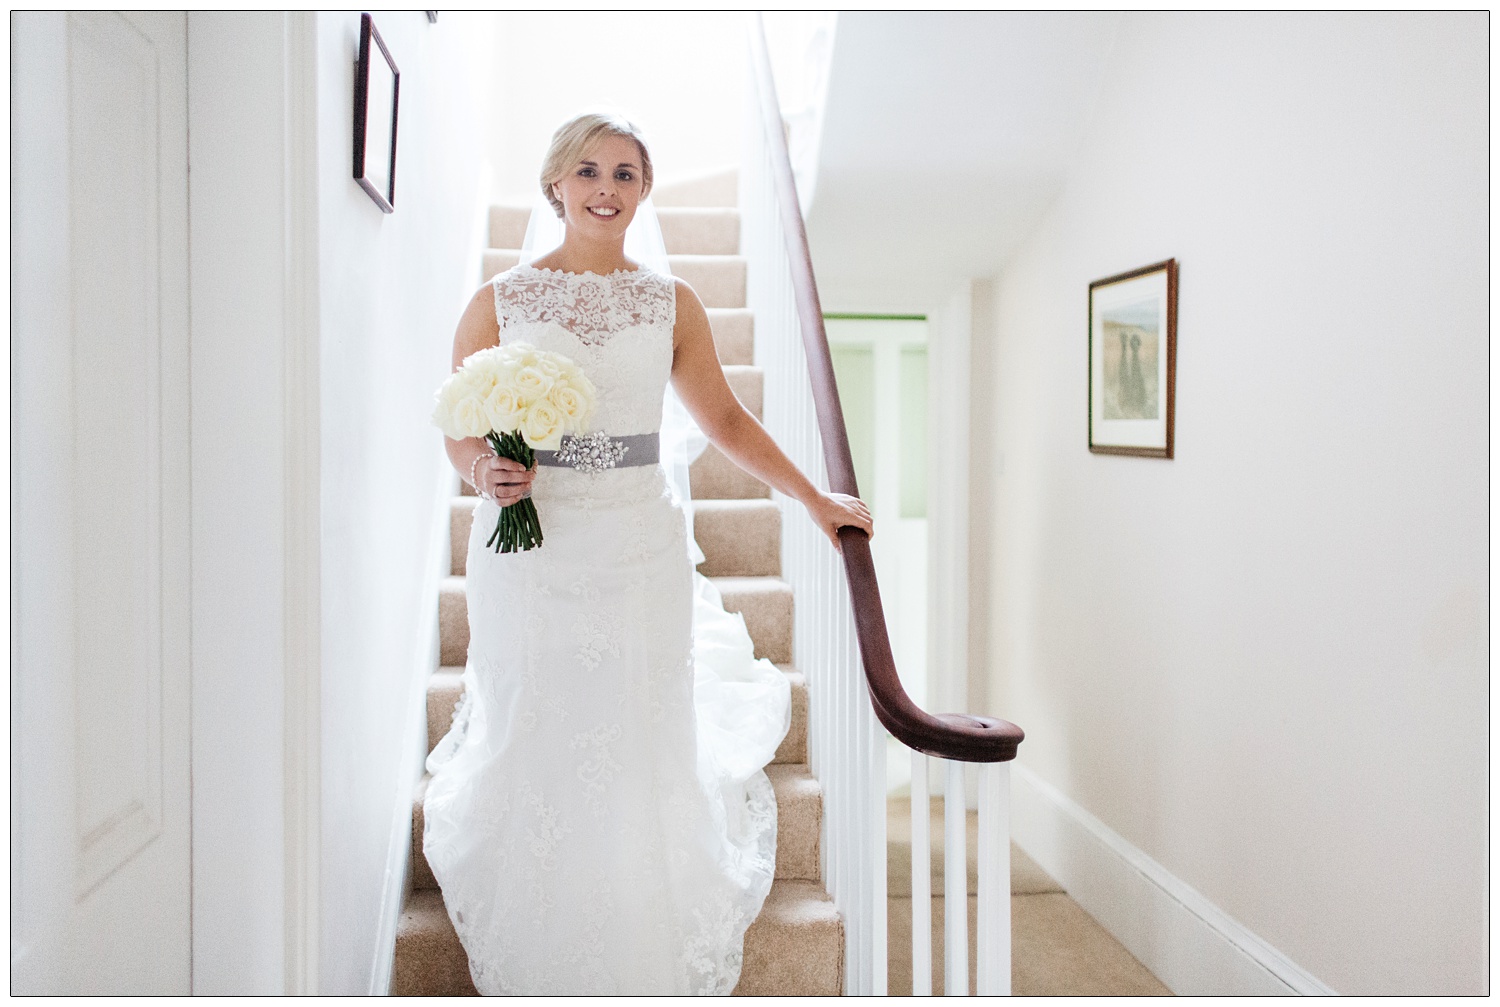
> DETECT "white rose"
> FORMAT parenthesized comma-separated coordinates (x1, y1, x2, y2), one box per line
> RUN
(451, 395, 491, 439)
(513, 365, 554, 403)
(521, 400, 564, 450)
(432, 371, 486, 439)
(549, 384, 586, 425)
(484, 385, 523, 433)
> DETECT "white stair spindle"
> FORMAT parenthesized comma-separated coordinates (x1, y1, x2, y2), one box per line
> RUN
(944, 759, 969, 995)
(910, 749, 932, 996)
(976, 762, 1011, 995)
(871, 713, 888, 995)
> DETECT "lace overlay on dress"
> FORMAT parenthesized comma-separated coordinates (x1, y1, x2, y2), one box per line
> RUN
(423, 263, 791, 996)
(493, 264, 676, 347)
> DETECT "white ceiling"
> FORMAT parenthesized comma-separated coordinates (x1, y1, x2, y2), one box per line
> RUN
(806, 12, 1124, 304)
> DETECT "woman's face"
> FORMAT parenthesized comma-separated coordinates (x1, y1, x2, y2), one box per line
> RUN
(551, 133, 645, 240)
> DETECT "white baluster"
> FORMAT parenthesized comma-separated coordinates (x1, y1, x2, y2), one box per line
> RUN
(910, 748, 932, 995)
(871, 719, 887, 996)
(976, 762, 1011, 995)
(944, 759, 968, 995)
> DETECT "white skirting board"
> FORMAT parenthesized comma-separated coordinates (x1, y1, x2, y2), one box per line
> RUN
(1010, 764, 1337, 996)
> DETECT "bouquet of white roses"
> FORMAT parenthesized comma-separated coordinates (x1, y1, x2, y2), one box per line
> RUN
(431, 342, 597, 552)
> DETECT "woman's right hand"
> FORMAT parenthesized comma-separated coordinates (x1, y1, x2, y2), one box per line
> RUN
(477, 454, 536, 507)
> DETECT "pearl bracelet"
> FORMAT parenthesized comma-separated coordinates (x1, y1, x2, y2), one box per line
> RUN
(470, 450, 497, 502)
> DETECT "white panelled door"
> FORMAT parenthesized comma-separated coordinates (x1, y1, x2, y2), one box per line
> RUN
(12, 11, 192, 993)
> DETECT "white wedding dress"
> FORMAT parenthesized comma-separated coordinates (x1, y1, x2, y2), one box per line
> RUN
(422, 262, 791, 995)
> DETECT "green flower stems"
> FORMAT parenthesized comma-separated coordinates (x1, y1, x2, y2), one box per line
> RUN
(484, 429, 544, 553)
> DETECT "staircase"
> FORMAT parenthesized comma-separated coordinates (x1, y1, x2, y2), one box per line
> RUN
(391, 181, 847, 995)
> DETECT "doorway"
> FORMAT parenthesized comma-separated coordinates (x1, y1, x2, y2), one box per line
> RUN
(826, 315, 929, 710)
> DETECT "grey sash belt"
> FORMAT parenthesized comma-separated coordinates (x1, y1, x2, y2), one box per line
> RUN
(534, 431, 659, 473)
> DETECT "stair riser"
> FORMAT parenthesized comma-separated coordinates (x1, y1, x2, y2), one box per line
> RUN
(693, 500, 780, 578)
(489, 205, 740, 257)
(669, 255, 746, 309)
(438, 579, 468, 668)
(711, 578, 793, 666)
(480, 250, 747, 312)
(450, 500, 473, 576)
(690, 445, 771, 500)
(652, 170, 738, 209)
(766, 766, 822, 883)
(722, 365, 763, 421)
(707, 309, 754, 366)
(488, 205, 529, 251)
(656, 207, 740, 255)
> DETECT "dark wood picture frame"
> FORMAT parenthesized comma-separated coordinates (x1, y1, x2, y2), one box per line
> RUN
(353, 13, 400, 213)
(1088, 258, 1178, 458)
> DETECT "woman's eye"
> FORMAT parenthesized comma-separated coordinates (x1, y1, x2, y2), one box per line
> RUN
(577, 167, 595, 178)
(615, 171, 634, 182)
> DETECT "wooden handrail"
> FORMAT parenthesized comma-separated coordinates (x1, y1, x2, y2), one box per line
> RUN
(750, 16, 1022, 763)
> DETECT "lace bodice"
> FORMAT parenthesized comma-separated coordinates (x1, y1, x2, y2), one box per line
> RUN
(492, 264, 676, 436)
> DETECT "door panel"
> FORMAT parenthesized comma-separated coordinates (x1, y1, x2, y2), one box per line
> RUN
(12, 10, 192, 993)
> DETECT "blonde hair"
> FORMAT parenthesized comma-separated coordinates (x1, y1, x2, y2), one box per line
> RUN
(539, 112, 654, 218)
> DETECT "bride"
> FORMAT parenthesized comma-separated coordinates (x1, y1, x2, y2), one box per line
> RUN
(422, 111, 873, 995)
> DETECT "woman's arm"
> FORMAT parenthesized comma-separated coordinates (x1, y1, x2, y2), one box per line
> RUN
(669, 279, 872, 550)
(445, 285, 535, 507)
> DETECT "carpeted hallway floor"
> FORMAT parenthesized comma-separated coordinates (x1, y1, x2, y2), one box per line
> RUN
(888, 796, 1171, 996)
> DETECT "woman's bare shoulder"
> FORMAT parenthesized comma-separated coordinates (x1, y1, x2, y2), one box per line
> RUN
(453, 278, 502, 362)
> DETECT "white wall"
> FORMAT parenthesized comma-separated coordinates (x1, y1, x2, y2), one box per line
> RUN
(976, 12, 1486, 995)
(314, 11, 492, 994)
(483, 12, 745, 206)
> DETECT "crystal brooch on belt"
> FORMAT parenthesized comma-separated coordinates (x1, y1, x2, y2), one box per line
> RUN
(556, 431, 630, 474)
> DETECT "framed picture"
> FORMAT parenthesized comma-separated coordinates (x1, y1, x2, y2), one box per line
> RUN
(1088, 259, 1177, 457)
(353, 13, 400, 213)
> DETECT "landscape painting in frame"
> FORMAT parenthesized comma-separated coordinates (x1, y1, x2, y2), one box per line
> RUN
(1089, 259, 1177, 457)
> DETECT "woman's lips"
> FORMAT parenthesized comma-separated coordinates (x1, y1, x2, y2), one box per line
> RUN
(587, 206, 619, 219)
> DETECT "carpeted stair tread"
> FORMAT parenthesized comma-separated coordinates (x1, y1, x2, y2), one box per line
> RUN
(732, 880, 844, 996)
(694, 498, 781, 577)
(765, 764, 821, 882)
(774, 666, 807, 766)
(393, 888, 479, 996)
(425, 669, 464, 757)
(708, 576, 792, 665)
(886, 795, 1064, 898)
